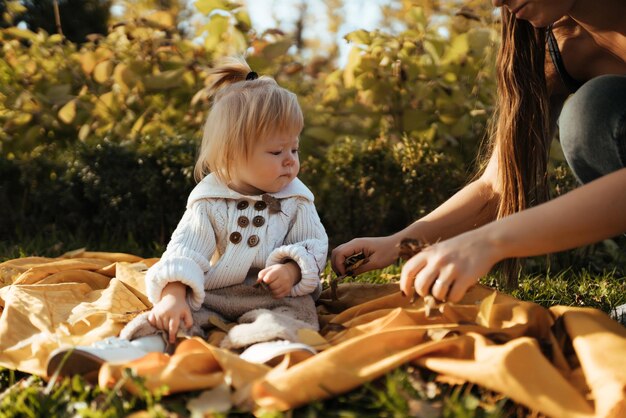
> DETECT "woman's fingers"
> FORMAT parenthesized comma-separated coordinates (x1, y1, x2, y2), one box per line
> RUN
(447, 277, 473, 303)
(330, 244, 351, 275)
(413, 265, 439, 298)
(399, 253, 427, 296)
(430, 264, 456, 301)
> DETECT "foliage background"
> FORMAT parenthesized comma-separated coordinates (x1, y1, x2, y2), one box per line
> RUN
(0, 0, 623, 272)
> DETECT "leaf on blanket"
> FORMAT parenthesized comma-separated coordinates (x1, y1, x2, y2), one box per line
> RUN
(186, 383, 232, 416)
(423, 295, 442, 318)
(425, 328, 459, 342)
(476, 290, 497, 327)
(297, 328, 331, 350)
(208, 315, 235, 332)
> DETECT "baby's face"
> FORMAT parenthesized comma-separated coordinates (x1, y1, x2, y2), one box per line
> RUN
(230, 133, 300, 195)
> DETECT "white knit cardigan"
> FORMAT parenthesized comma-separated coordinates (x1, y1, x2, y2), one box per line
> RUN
(145, 174, 328, 310)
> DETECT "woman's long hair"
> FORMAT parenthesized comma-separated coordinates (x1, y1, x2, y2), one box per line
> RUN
(488, 8, 551, 286)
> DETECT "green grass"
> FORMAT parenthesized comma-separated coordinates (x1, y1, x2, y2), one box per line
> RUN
(1, 239, 624, 417)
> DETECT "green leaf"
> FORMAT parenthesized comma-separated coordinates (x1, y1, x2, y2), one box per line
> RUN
(144, 68, 186, 90)
(262, 40, 292, 60)
(442, 33, 469, 64)
(2, 27, 38, 42)
(195, 0, 227, 15)
(345, 29, 371, 45)
(203, 14, 229, 50)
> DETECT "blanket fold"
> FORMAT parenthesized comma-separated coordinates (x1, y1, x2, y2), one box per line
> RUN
(0, 253, 624, 418)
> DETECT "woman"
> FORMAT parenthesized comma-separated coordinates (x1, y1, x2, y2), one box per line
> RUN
(331, 0, 626, 306)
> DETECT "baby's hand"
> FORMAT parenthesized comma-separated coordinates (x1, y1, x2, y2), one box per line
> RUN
(148, 281, 193, 343)
(257, 261, 301, 298)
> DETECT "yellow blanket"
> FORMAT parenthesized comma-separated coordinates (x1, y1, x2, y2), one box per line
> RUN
(1, 252, 624, 417)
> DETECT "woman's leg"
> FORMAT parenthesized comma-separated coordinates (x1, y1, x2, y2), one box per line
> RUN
(558, 75, 626, 324)
(559, 74, 626, 184)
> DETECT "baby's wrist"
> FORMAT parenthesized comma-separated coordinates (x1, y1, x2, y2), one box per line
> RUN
(283, 260, 302, 285)
(161, 281, 188, 298)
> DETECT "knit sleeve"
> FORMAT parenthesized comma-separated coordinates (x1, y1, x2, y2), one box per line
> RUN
(265, 199, 328, 297)
(145, 199, 217, 310)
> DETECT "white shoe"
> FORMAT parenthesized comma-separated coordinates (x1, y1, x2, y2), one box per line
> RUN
(239, 341, 316, 364)
(46, 335, 165, 380)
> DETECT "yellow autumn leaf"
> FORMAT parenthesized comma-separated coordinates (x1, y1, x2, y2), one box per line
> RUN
(58, 99, 77, 124)
(195, 0, 227, 15)
(79, 51, 97, 75)
(93, 60, 113, 84)
(113, 63, 137, 92)
(297, 328, 331, 350)
(144, 11, 175, 28)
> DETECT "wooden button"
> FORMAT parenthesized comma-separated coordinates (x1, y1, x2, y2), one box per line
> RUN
(254, 201, 267, 210)
(236, 200, 249, 210)
(229, 232, 242, 244)
(252, 215, 265, 227)
(238, 216, 249, 227)
(247, 235, 259, 247)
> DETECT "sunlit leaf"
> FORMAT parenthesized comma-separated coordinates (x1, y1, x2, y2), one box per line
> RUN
(58, 100, 77, 124)
(345, 29, 371, 45)
(442, 33, 469, 64)
(144, 68, 185, 90)
(79, 51, 97, 75)
(195, 0, 227, 15)
(262, 40, 292, 60)
(93, 60, 113, 84)
(2, 27, 38, 42)
(144, 11, 175, 29)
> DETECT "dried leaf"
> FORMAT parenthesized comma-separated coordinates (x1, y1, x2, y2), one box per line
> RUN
(261, 194, 284, 215)
(423, 295, 440, 317)
(398, 238, 428, 260)
(329, 251, 369, 300)
(297, 328, 331, 350)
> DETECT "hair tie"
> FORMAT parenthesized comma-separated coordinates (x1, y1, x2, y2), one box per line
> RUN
(245, 71, 259, 81)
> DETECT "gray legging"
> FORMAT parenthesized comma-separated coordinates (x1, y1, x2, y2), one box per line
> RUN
(559, 74, 626, 184)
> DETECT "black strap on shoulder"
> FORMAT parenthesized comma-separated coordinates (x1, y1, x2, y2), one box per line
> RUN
(546, 24, 584, 93)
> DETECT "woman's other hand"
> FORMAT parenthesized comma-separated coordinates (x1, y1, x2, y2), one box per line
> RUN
(148, 281, 193, 343)
(331, 236, 399, 276)
(399, 230, 501, 303)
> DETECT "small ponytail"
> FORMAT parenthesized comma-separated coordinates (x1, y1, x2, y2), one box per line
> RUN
(205, 56, 252, 99)
(194, 56, 303, 183)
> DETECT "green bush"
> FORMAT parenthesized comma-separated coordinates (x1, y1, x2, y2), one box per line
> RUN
(301, 134, 464, 246)
(1, 134, 196, 254)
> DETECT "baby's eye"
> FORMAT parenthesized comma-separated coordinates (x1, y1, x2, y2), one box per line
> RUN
(291, 148, 299, 154)
(269, 151, 282, 156)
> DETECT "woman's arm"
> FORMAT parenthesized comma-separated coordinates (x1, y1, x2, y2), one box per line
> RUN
(400, 167, 626, 302)
(331, 150, 501, 275)
(487, 167, 626, 259)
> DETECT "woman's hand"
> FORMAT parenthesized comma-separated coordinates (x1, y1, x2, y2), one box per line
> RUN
(258, 261, 301, 298)
(148, 281, 193, 343)
(331, 235, 399, 276)
(399, 230, 501, 303)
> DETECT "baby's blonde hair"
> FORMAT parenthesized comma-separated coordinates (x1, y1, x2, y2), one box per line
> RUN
(194, 56, 304, 183)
